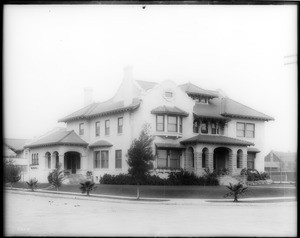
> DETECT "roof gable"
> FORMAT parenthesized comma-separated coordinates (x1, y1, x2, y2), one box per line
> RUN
(135, 80, 158, 91)
(25, 130, 88, 148)
(5, 138, 30, 152)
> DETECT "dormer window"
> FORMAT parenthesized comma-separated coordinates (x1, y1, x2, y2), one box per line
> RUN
(79, 123, 84, 135)
(199, 98, 208, 103)
(165, 91, 173, 98)
(211, 122, 219, 134)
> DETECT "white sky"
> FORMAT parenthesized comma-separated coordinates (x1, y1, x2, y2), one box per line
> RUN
(4, 4, 297, 153)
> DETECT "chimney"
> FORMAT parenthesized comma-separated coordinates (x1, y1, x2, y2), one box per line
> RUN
(84, 88, 93, 106)
(123, 65, 134, 80)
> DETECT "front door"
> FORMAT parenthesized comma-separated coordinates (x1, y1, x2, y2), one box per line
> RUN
(71, 159, 76, 174)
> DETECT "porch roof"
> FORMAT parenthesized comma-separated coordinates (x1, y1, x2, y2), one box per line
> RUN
(247, 147, 261, 153)
(155, 143, 186, 150)
(180, 134, 254, 146)
(89, 140, 113, 148)
(25, 130, 88, 148)
(151, 106, 189, 117)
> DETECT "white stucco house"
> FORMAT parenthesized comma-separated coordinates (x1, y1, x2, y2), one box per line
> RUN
(24, 66, 274, 183)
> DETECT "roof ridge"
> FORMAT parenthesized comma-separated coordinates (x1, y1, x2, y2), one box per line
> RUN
(225, 97, 273, 119)
(57, 130, 74, 143)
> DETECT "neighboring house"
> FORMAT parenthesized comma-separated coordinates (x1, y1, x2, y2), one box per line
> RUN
(264, 151, 297, 182)
(25, 66, 274, 182)
(4, 138, 31, 181)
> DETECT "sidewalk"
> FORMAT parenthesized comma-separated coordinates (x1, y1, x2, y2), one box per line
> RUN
(5, 187, 296, 205)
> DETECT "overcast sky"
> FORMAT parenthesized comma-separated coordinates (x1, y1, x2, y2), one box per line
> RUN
(4, 4, 297, 153)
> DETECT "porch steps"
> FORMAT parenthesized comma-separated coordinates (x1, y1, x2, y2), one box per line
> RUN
(62, 174, 87, 185)
(218, 175, 246, 186)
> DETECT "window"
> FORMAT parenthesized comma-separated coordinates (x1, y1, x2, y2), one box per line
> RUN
(236, 123, 245, 137)
(46, 153, 51, 169)
(202, 149, 208, 168)
(199, 98, 208, 103)
(115, 150, 122, 169)
(79, 123, 84, 135)
(167, 116, 177, 132)
(211, 122, 219, 134)
(237, 122, 255, 138)
(193, 120, 199, 133)
(246, 123, 255, 138)
(94, 151, 100, 168)
(95, 121, 100, 137)
(118, 117, 123, 134)
(169, 150, 181, 169)
(157, 150, 168, 168)
(36, 153, 39, 165)
(200, 121, 208, 134)
(101, 151, 109, 168)
(179, 117, 183, 133)
(237, 150, 243, 168)
(105, 120, 110, 135)
(156, 115, 164, 131)
(76, 156, 80, 169)
(165, 91, 173, 98)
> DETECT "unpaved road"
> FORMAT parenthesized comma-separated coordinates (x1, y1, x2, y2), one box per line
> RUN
(4, 191, 297, 237)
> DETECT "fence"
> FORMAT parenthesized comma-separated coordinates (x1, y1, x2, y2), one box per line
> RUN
(268, 171, 296, 182)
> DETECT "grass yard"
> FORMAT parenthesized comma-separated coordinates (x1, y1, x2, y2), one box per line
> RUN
(8, 182, 296, 199)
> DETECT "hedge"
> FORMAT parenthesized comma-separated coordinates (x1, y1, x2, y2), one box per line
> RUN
(100, 170, 219, 186)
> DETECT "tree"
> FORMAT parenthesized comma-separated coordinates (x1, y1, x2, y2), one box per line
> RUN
(4, 159, 21, 187)
(127, 124, 154, 199)
(79, 181, 96, 196)
(47, 163, 65, 191)
(224, 182, 248, 202)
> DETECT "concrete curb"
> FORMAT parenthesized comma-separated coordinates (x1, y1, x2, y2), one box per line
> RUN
(5, 188, 296, 205)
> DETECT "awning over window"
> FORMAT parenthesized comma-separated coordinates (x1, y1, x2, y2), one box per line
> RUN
(89, 140, 113, 148)
(155, 143, 186, 150)
(151, 106, 189, 117)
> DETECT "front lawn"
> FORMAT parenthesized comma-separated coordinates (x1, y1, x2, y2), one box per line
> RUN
(7, 182, 296, 199)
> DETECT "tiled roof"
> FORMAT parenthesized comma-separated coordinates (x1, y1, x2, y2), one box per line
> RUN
(25, 130, 88, 148)
(247, 147, 261, 153)
(58, 98, 141, 122)
(135, 80, 158, 91)
(180, 134, 254, 146)
(4, 145, 17, 157)
(193, 97, 229, 120)
(151, 106, 189, 117)
(155, 143, 186, 149)
(5, 138, 30, 152)
(193, 97, 273, 121)
(272, 151, 297, 162)
(179, 82, 218, 98)
(89, 140, 113, 148)
(222, 98, 274, 121)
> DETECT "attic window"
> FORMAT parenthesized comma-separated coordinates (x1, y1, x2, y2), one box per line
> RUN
(165, 91, 173, 98)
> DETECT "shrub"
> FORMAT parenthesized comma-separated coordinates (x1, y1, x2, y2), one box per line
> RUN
(4, 160, 21, 186)
(26, 178, 38, 191)
(259, 172, 270, 180)
(247, 169, 262, 181)
(204, 168, 219, 186)
(79, 181, 96, 196)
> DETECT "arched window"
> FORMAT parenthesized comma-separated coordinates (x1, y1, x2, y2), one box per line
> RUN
(45, 152, 51, 169)
(53, 151, 59, 168)
(237, 150, 243, 168)
(202, 148, 208, 168)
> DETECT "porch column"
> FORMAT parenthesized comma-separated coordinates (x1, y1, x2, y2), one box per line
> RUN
(58, 154, 64, 169)
(242, 153, 247, 169)
(207, 152, 214, 172)
(230, 153, 238, 175)
(195, 152, 202, 176)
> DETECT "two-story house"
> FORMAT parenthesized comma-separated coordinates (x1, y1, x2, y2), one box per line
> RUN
(25, 66, 274, 182)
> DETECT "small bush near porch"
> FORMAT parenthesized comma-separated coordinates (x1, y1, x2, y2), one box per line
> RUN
(100, 170, 219, 186)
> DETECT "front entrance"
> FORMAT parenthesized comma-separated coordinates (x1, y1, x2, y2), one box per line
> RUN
(64, 152, 81, 174)
(247, 152, 256, 169)
(213, 147, 230, 171)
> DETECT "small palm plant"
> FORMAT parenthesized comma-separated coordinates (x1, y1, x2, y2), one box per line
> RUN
(48, 164, 65, 191)
(26, 178, 38, 192)
(224, 182, 248, 202)
(79, 181, 96, 196)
